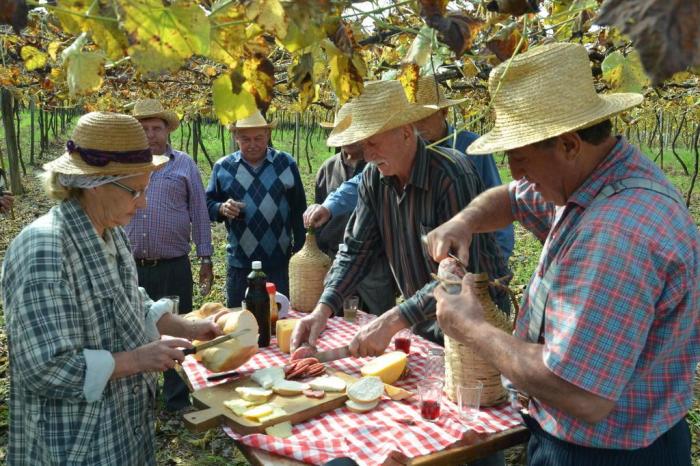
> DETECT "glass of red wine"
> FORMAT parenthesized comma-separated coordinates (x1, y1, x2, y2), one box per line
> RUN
(418, 379, 443, 422)
(394, 328, 412, 354)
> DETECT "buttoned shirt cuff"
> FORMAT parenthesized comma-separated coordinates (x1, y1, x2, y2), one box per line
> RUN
(318, 289, 343, 317)
(398, 299, 426, 326)
(196, 244, 214, 257)
(140, 287, 173, 341)
(83, 349, 115, 402)
(321, 199, 341, 219)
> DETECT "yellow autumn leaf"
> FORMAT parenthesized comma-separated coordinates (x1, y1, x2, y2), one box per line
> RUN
(323, 40, 365, 104)
(209, 1, 251, 67)
(289, 52, 315, 110)
(398, 63, 420, 103)
(118, 0, 210, 76)
(55, 0, 127, 61)
(212, 73, 258, 126)
(47, 41, 61, 61)
(21, 46, 48, 71)
(601, 50, 650, 93)
(246, 0, 287, 39)
(243, 54, 275, 113)
(65, 50, 106, 96)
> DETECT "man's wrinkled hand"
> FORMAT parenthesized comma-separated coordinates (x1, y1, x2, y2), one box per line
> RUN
(189, 318, 224, 342)
(291, 304, 331, 351)
(434, 274, 484, 344)
(303, 204, 331, 229)
(425, 216, 472, 266)
(348, 308, 405, 358)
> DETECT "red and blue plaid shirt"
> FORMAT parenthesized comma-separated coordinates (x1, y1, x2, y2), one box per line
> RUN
(510, 138, 700, 449)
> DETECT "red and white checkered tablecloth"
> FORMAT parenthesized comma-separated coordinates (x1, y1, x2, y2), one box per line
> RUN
(181, 311, 523, 466)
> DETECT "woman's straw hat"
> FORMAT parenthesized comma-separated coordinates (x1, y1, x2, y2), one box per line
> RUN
(230, 109, 276, 130)
(416, 75, 466, 108)
(43, 112, 169, 176)
(132, 98, 180, 130)
(327, 80, 439, 147)
(468, 42, 643, 155)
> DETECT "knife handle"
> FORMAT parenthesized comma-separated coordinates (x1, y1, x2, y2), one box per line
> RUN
(182, 347, 197, 356)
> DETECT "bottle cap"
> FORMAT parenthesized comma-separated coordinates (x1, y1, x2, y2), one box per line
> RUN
(266, 282, 276, 294)
(252, 260, 262, 270)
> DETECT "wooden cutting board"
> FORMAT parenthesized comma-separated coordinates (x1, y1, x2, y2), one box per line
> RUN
(184, 371, 359, 434)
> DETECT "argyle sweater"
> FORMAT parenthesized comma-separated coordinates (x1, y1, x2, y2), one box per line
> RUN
(206, 148, 306, 269)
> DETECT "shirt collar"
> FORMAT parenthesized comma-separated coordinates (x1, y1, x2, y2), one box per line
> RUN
(567, 136, 631, 209)
(380, 138, 431, 191)
(233, 147, 274, 166)
(164, 145, 175, 159)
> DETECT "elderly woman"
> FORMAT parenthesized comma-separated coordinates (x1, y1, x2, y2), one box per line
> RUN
(1, 112, 222, 465)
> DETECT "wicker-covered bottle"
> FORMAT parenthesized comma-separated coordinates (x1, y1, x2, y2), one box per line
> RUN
(444, 273, 513, 406)
(288, 230, 332, 312)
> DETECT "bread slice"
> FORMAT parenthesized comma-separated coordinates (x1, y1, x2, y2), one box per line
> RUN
(272, 380, 310, 396)
(235, 386, 273, 403)
(345, 399, 379, 413)
(309, 375, 347, 393)
(251, 367, 285, 389)
(347, 376, 384, 404)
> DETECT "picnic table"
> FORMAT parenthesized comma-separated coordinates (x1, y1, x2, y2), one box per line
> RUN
(181, 311, 529, 465)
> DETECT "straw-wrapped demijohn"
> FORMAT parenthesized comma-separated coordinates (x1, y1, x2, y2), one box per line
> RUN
(288, 229, 332, 312)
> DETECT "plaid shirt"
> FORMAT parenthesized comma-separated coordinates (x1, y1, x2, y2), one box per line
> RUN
(321, 138, 510, 330)
(125, 146, 213, 259)
(510, 138, 700, 449)
(1, 199, 160, 465)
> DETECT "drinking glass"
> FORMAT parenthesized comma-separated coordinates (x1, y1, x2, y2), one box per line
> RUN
(394, 328, 412, 354)
(343, 296, 359, 323)
(417, 378, 443, 421)
(457, 381, 483, 423)
(425, 348, 445, 382)
(164, 295, 180, 314)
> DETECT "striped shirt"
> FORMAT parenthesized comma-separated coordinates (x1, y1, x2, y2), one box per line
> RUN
(511, 138, 700, 448)
(125, 146, 213, 259)
(320, 138, 510, 329)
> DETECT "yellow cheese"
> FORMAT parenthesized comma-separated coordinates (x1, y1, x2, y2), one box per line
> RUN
(258, 406, 288, 423)
(276, 319, 299, 353)
(360, 351, 408, 384)
(243, 403, 274, 421)
(223, 398, 255, 416)
(265, 421, 293, 438)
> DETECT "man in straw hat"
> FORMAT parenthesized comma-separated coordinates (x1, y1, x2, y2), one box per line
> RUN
(291, 79, 510, 357)
(426, 42, 698, 465)
(128, 98, 214, 411)
(206, 109, 306, 306)
(308, 108, 397, 316)
(1, 112, 225, 465)
(305, 75, 514, 262)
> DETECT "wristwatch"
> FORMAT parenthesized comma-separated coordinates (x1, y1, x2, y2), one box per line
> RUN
(200, 257, 212, 265)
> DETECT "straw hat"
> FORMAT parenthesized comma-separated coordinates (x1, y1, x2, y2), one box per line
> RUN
(319, 101, 354, 129)
(43, 112, 169, 176)
(468, 42, 643, 155)
(327, 80, 439, 147)
(132, 98, 180, 130)
(231, 109, 276, 130)
(416, 75, 466, 108)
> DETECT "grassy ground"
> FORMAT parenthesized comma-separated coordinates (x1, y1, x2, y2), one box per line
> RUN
(0, 117, 698, 465)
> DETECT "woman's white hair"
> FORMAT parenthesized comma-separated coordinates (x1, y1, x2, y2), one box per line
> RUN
(41, 171, 135, 201)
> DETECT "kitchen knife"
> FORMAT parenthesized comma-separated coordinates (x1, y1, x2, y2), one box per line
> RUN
(313, 345, 351, 363)
(182, 328, 250, 356)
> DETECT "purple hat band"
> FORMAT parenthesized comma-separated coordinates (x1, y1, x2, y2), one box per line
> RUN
(66, 140, 153, 167)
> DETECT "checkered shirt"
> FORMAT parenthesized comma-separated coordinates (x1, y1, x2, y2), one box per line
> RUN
(510, 138, 700, 448)
(1, 199, 159, 465)
(206, 148, 306, 269)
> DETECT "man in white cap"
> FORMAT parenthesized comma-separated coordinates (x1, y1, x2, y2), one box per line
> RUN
(292, 79, 510, 355)
(427, 43, 698, 465)
(127, 98, 214, 411)
(206, 110, 306, 306)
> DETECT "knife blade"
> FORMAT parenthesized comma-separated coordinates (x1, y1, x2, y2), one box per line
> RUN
(182, 328, 250, 356)
(313, 345, 350, 363)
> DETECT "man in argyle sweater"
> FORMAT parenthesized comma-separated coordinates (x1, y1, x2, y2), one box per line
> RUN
(206, 110, 306, 306)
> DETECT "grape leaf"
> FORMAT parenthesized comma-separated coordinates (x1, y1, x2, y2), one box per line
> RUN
(209, 2, 266, 67)
(596, 0, 700, 85)
(118, 0, 210, 76)
(21, 46, 48, 71)
(212, 72, 258, 125)
(486, 22, 528, 62)
(405, 25, 434, 67)
(424, 11, 484, 57)
(601, 50, 650, 93)
(289, 53, 315, 110)
(419, 0, 449, 18)
(65, 50, 106, 96)
(485, 0, 539, 16)
(243, 53, 275, 114)
(398, 63, 420, 103)
(322, 39, 365, 104)
(54, 0, 127, 61)
(246, 0, 287, 39)
(47, 41, 62, 61)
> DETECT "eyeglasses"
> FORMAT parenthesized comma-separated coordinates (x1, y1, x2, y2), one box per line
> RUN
(110, 181, 144, 200)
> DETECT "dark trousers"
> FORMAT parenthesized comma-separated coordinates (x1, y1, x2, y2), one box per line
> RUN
(136, 255, 193, 411)
(226, 264, 289, 308)
(523, 413, 692, 466)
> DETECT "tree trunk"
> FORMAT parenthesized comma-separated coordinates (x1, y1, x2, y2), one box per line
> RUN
(1, 88, 24, 194)
(30, 99, 35, 164)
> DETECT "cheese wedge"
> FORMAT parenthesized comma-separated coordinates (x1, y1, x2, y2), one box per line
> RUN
(272, 379, 310, 396)
(251, 367, 285, 389)
(276, 319, 299, 353)
(360, 351, 408, 384)
(309, 375, 347, 393)
(347, 376, 384, 404)
(223, 398, 255, 416)
(243, 403, 274, 421)
(235, 386, 273, 403)
(345, 399, 379, 413)
(265, 421, 294, 438)
(258, 406, 288, 423)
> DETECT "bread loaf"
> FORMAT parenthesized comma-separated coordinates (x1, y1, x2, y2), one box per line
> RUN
(196, 309, 260, 372)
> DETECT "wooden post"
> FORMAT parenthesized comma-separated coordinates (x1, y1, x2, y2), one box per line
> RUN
(30, 98, 35, 165)
(1, 88, 24, 194)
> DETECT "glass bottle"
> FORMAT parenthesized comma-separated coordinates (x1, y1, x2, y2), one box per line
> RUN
(245, 261, 271, 347)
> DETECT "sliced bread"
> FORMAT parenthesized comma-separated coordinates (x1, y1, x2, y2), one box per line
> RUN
(347, 376, 384, 404)
(345, 399, 379, 413)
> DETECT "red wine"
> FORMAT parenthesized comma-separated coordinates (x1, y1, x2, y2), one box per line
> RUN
(395, 337, 411, 354)
(421, 399, 440, 420)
